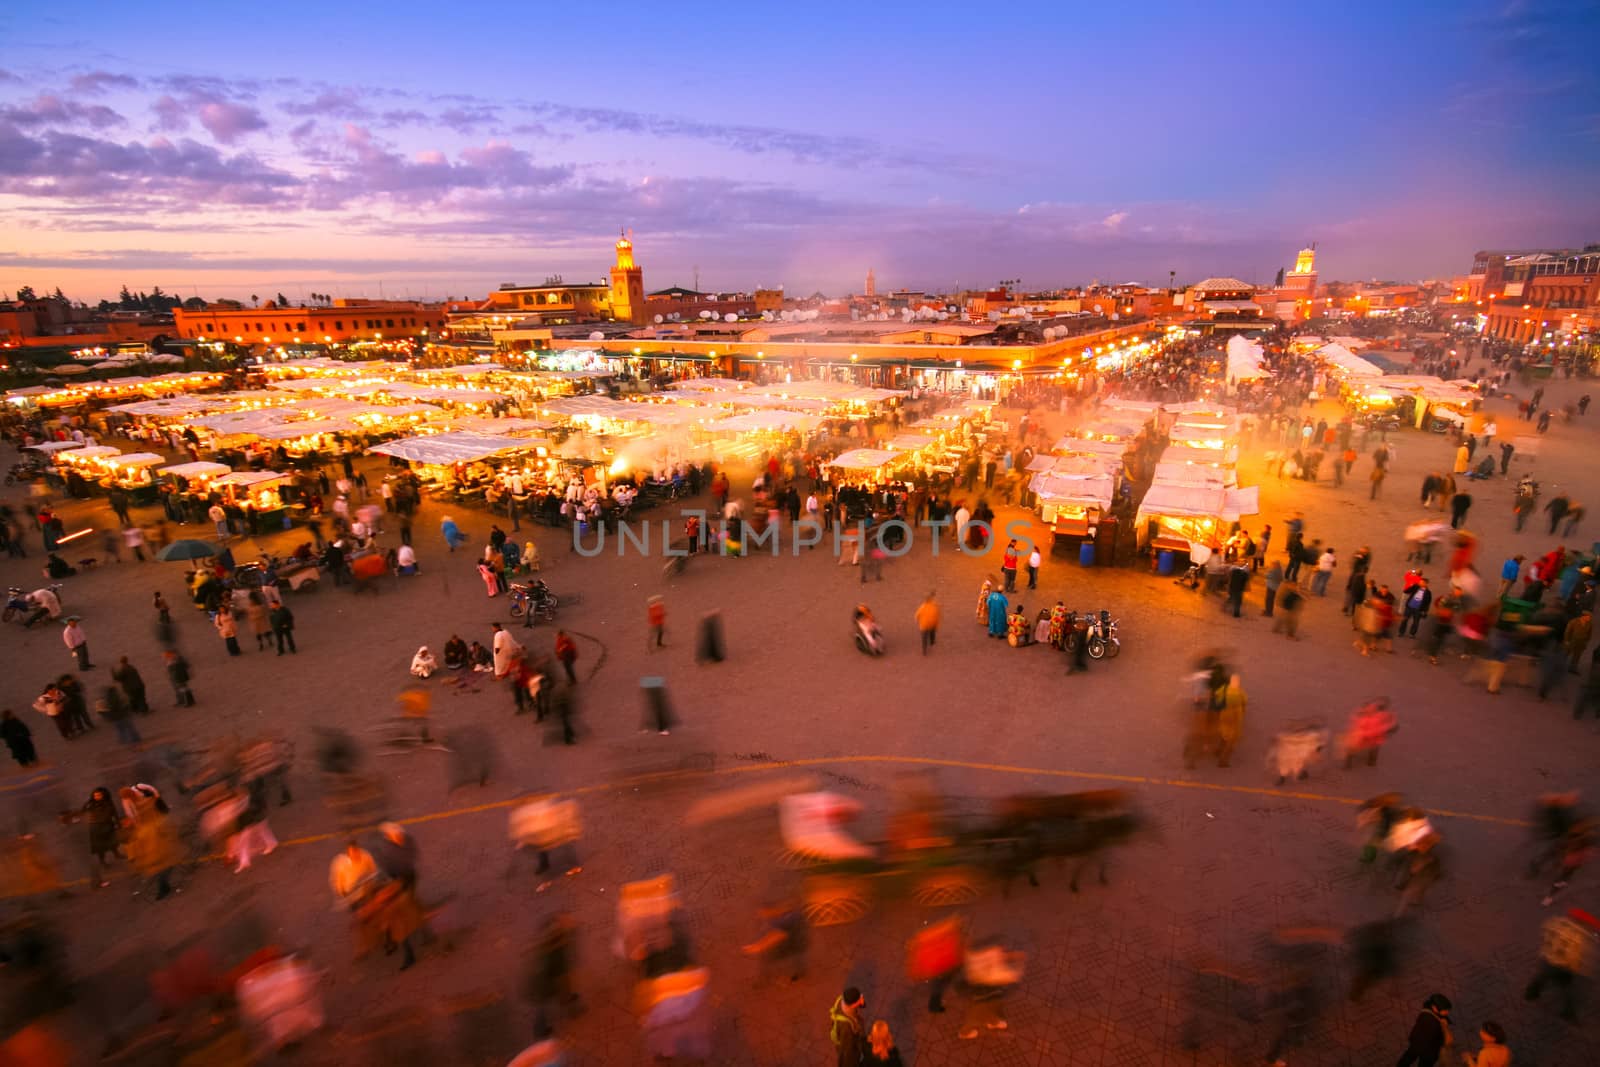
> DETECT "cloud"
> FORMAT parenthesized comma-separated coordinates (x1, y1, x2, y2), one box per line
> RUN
(299, 125, 572, 209)
(437, 104, 501, 132)
(0, 93, 123, 130)
(70, 71, 140, 94)
(197, 100, 268, 143)
(0, 69, 21, 83)
(281, 87, 374, 120)
(144, 77, 268, 143)
(152, 94, 188, 131)
(0, 122, 297, 206)
(1101, 210, 1128, 231)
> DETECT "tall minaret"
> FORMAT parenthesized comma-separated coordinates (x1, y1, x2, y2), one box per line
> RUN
(864, 268, 876, 299)
(609, 229, 645, 323)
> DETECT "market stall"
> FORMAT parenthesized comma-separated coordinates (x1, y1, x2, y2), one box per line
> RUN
(1135, 483, 1260, 559)
(827, 448, 905, 486)
(100, 452, 167, 502)
(158, 460, 232, 500)
(369, 431, 556, 507)
(212, 470, 295, 526)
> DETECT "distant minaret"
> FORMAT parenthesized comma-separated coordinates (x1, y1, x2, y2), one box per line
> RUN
(609, 228, 645, 324)
(865, 268, 876, 299)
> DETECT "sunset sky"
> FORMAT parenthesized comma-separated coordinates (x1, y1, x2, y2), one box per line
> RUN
(3, 0, 1597, 304)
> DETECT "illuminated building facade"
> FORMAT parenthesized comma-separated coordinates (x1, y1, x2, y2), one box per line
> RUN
(173, 300, 446, 344)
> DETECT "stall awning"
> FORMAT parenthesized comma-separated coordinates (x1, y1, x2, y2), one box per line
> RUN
(828, 448, 900, 471)
(106, 452, 166, 468)
(250, 419, 355, 440)
(215, 470, 291, 488)
(368, 432, 541, 465)
(705, 411, 823, 432)
(25, 441, 87, 453)
(1137, 483, 1259, 521)
(159, 461, 232, 479)
(1030, 471, 1115, 510)
(59, 445, 121, 462)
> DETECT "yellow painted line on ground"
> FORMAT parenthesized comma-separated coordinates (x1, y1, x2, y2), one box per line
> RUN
(8, 755, 1532, 900)
(265, 753, 1530, 852)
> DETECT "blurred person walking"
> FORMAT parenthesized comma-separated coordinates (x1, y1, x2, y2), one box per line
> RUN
(1524, 908, 1598, 1022)
(916, 591, 940, 654)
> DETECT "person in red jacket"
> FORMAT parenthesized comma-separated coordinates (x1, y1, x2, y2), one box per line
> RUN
(554, 631, 578, 684)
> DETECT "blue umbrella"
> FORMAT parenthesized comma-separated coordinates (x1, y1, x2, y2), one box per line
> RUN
(156, 539, 219, 562)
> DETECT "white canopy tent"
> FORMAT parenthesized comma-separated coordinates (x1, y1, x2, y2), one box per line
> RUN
(1154, 461, 1236, 489)
(368, 432, 541, 466)
(159, 461, 232, 479)
(1225, 335, 1271, 382)
(1318, 343, 1382, 378)
(214, 471, 291, 490)
(707, 410, 824, 433)
(104, 451, 166, 469)
(828, 448, 901, 472)
(24, 441, 87, 453)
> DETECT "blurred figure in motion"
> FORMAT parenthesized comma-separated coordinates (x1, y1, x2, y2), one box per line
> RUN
(1346, 918, 1401, 1002)
(1524, 908, 1597, 1022)
(907, 916, 965, 1014)
(1539, 821, 1595, 907)
(1358, 792, 1405, 867)
(1184, 670, 1246, 769)
(508, 794, 583, 883)
(1343, 699, 1398, 769)
(524, 912, 582, 1039)
(1263, 925, 1338, 1066)
(0, 910, 74, 1063)
(957, 937, 1024, 1039)
(235, 951, 325, 1055)
(1267, 721, 1328, 786)
(1528, 791, 1583, 880)
(741, 897, 808, 985)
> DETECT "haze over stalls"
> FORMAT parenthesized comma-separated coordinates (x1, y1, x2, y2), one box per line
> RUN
(2, 0, 1597, 302)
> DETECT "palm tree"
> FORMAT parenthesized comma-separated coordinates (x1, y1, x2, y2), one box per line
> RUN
(250, 294, 260, 307)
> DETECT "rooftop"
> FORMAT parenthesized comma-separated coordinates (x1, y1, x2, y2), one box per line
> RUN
(1192, 278, 1255, 293)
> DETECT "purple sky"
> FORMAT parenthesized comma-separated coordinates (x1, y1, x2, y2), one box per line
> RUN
(2, 0, 1597, 303)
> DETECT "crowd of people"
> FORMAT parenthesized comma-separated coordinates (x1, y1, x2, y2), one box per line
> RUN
(1, 321, 1598, 1064)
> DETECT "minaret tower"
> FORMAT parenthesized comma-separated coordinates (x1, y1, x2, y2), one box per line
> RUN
(609, 229, 646, 323)
(865, 268, 877, 298)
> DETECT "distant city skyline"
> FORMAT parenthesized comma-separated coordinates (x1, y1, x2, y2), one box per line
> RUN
(3, 0, 1597, 302)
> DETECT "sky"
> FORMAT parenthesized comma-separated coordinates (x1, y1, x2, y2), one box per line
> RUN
(2, 0, 1598, 304)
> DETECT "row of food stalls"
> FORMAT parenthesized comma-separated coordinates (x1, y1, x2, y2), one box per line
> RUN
(4, 371, 227, 412)
(1306, 342, 1481, 429)
(1017, 396, 1259, 566)
(1135, 403, 1259, 565)
(26, 440, 299, 516)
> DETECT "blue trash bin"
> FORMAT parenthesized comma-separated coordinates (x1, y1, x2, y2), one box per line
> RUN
(1157, 550, 1175, 575)
(1079, 542, 1096, 567)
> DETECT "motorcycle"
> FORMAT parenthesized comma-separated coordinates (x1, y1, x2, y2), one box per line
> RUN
(3, 583, 62, 626)
(1085, 609, 1121, 660)
(852, 605, 885, 656)
(510, 578, 565, 621)
(4, 461, 47, 486)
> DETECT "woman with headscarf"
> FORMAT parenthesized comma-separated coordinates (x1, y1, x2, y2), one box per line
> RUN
(477, 557, 500, 598)
(986, 585, 1009, 639)
(1048, 602, 1069, 650)
(975, 576, 994, 625)
(410, 646, 437, 679)
(70, 786, 122, 888)
(441, 516, 466, 552)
